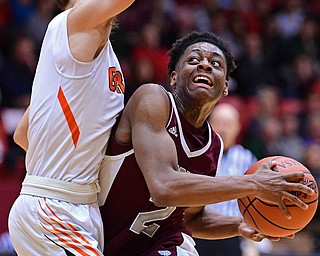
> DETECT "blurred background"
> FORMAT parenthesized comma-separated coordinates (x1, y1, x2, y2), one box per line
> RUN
(0, 0, 320, 255)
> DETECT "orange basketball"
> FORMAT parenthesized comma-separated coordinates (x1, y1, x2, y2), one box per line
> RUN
(237, 155, 319, 237)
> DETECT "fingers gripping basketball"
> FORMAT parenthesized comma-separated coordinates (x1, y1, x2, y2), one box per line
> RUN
(237, 156, 319, 237)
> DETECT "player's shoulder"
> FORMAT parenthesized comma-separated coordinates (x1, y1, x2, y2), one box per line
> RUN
(135, 83, 168, 95)
(125, 83, 171, 125)
(129, 83, 169, 107)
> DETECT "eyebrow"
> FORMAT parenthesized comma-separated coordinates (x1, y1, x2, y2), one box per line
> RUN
(189, 48, 224, 58)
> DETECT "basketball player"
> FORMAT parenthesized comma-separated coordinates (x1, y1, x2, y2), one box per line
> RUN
(8, 0, 135, 255)
(98, 31, 314, 255)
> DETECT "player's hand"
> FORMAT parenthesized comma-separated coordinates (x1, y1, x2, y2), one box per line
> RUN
(251, 233, 295, 242)
(238, 219, 295, 242)
(238, 219, 269, 242)
(253, 160, 314, 219)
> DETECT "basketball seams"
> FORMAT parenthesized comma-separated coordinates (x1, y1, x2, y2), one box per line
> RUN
(238, 197, 301, 234)
(237, 155, 319, 237)
(238, 197, 260, 232)
(239, 196, 301, 236)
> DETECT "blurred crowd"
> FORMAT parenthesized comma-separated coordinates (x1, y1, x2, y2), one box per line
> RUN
(0, 0, 320, 255)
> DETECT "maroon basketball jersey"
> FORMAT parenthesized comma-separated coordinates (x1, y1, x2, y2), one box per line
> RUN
(100, 88, 223, 255)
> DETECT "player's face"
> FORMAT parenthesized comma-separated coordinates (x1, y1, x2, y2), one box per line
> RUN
(170, 42, 228, 104)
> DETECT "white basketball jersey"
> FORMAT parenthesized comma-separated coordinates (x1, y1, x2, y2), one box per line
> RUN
(26, 9, 124, 184)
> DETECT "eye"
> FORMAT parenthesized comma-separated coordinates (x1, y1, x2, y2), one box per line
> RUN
(188, 56, 200, 63)
(211, 60, 221, 67)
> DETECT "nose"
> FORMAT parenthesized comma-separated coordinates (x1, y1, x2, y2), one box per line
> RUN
(197, 60, 212, 72)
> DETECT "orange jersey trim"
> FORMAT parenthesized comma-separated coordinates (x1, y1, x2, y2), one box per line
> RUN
(58, 87, 80, 147)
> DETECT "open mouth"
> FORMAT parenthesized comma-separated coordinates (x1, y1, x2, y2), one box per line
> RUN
(193, 75, 212, 87)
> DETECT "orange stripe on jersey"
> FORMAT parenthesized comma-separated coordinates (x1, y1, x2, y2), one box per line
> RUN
(58, 87, 80, 147)
(38, 199, 101, 256)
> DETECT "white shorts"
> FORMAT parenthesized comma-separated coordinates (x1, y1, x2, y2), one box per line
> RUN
(156, 233, 199, 256)
(8, 195, 104, 256)
(176, 233, 199, 256)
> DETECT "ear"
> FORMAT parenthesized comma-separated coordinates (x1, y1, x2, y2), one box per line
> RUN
(223, 81, 229, 96)
(169, 71, 177, 90)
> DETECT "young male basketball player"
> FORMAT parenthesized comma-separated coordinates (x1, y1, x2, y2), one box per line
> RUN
(98, 31, 314, 255)
(8, 0, 135, 255)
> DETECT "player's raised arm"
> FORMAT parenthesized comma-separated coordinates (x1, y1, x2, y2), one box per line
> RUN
(69, 0, 135, 30)
(66, 0, 136, 62)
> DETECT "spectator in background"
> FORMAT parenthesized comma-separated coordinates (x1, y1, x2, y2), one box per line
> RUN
(177, 4, 197, 34)
(273, 110, 305, 162)
(303, 122, 320, 253)
(209, 9, 232, 41)
(224, 13, 246, 59)
(194, 102, 260, 256)
(308, 0, 320, 20)
(10, 0, 35, 27)
(274, 0, 305, 39)
(251, 0, 274, 34)
(285, 17, 320, 63)
(279, 53, 320, 99)
(0, 1, 12, 29)
(131, 23, 169, 86)
(0, 231, 15, 256)
(0, 34, 36, 111)
(26, 0, 58, 52)
(261, 15, 286, 69)
(0, 34, 36, 174)
(0, 1, 13, 56)
(300, 90, 320, 139)
(232, 32, 275, 97)
(225, 0, 264, 35)
(124, 22, 170, 102)
(304, 111, 320, 147)
(304, 143, 320, 177)
(124, 58, 155, 103)
(0, 2, 30, 177)
(244, 85, 282, 159)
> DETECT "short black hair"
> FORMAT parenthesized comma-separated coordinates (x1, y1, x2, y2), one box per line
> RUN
(168, 31, 237, 80)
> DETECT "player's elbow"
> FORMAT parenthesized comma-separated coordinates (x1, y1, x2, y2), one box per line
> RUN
(13, 129, 28, 151)
(149, 181, 177, 207)
(13, 129, 21, 146)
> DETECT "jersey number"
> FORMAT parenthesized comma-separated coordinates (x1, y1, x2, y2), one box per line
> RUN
(130, 203, 176, 237)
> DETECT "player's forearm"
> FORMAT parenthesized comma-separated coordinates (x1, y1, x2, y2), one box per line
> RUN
(99, 0, 135, 21)
(185, 208, 242, 239)
(150, 171, 259, 207)
(70, 0, 135, 31)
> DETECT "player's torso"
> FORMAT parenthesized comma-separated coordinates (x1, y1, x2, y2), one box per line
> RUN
(26, 10, 124, 183)
(100, 88, 223, 255)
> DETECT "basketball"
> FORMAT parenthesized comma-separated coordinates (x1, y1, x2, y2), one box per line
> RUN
(237, 155, 319, 237)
